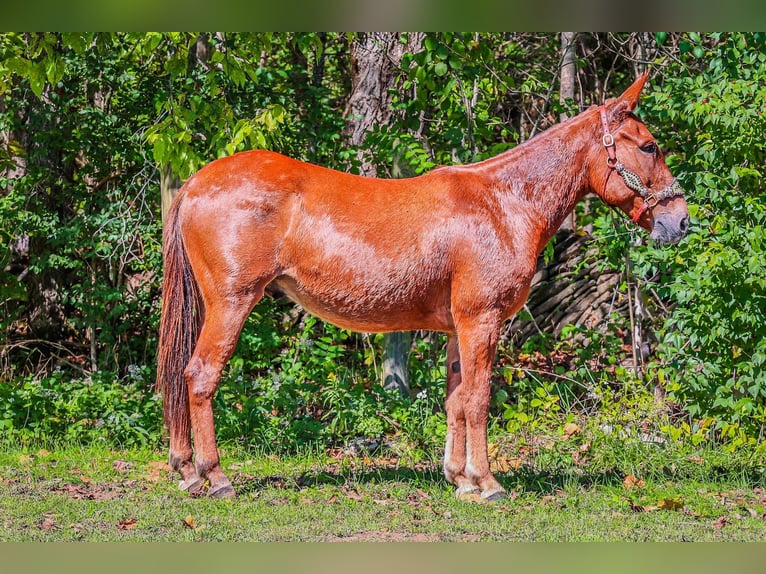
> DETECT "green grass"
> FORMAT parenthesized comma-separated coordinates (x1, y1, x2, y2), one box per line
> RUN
(2, 438, 766, 541)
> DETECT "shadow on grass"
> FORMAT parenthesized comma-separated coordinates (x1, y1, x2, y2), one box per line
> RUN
(233, 462, 637, 498)
(232, 454, 766, 498)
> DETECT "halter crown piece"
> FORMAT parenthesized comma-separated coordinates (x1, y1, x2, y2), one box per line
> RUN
(599, 107, 684, 223)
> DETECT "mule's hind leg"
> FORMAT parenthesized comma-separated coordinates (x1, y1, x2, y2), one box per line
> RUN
(185, 295, 259, 498)
(443, 334, 478, 496)
(170, 418, 204, 496)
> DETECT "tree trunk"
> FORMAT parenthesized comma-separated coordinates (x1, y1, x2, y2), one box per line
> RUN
(559, 32, 577, 123)
(343, 32, 424, 398)
(160, 164, 182, 226)
(558, 32, 577, 232)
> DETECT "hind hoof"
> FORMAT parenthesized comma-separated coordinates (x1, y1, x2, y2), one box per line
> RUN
(455, 484, 482, 502)
(179, 477, 206, 497)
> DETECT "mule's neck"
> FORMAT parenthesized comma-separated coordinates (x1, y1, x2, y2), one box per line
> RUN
(478, 108, 600, 252)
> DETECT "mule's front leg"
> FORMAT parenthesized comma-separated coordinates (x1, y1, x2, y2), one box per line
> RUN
(454, 316, 506, 501)
(443, 334, 479, 496)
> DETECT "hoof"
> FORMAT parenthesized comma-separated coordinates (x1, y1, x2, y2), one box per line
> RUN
(455, 484, 480, 496)
(455, 485, 483, 502)
(481, 488, 506, 503)
(179, 477, 206, 497)
(456, 491, 484, 503)
(208, 483, 236, 499)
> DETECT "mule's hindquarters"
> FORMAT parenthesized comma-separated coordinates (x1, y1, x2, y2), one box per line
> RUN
(158, 185, 279, 497)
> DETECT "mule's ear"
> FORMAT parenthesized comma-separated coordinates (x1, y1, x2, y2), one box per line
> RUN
(618, 71, 650, 111)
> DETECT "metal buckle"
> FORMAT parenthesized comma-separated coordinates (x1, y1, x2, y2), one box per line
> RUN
(602, 133, 615, 148)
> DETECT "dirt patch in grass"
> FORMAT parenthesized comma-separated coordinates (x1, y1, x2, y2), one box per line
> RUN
(325, 530, 444, 542)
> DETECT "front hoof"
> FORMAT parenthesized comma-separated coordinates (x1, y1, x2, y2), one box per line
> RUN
(481, 488, 506, 503)
(208, 483, 236, 499)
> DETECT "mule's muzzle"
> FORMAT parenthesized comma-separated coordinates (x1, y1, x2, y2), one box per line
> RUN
(650, 209, 690, 245)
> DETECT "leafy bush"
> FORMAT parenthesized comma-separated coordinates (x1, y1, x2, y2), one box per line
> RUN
(0, 369, 162, 447)
(637, 33, 766, 440)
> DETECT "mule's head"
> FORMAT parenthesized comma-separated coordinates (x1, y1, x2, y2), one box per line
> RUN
(592, 73, 690, 244)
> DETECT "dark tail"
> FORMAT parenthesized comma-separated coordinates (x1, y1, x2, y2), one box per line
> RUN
(156, 193, 203, 441)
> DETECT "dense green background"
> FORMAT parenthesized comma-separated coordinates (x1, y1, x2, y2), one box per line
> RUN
(1, 33, 764, 457)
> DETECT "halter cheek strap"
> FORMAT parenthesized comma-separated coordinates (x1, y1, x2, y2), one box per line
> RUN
(599, 107, 684, 223)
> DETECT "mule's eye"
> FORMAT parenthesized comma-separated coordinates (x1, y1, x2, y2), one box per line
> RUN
(640, 142, 658, 155)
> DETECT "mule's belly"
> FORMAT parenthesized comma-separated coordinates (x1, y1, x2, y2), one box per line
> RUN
(269, 275, 454, 333)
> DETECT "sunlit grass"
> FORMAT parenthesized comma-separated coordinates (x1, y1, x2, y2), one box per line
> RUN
(1, 436, 765, 541)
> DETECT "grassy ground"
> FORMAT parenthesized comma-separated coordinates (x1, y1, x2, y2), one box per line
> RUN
(2, 438, 766, 542)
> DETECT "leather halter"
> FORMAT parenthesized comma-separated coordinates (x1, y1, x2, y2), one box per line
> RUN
(599, 107, 684, 223)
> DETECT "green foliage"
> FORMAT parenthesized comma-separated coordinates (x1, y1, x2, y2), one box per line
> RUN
(1, 33, 164, 372)
(0, 369, 161, 447)
(502, 320, 630, 434)
(2, 32, 766, 455)
(636, 33, 766, 437)
(211, 302, 449, 452)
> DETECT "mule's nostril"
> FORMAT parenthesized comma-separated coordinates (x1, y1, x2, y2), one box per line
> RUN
(679, 215, 690, 234)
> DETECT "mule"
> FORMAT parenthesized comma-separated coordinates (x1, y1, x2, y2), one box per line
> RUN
(157, 73, 689, 499)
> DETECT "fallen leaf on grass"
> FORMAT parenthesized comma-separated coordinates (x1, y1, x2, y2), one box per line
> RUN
(71, 470, 90, 484)
(38, 516, 58, 531)
(117, 518, 138, 531)
(714, 515, 731, 529)
(491, 457, 524, 473)
(327, 448, 344, 460)
(182, 514, 205, 531)
(183, 515, 197, 529)
(628, 500, 658, 513)
(343, 488, 363, 502)
(146, 461, 171, 482)
(563, 422, 581, 438)
(657, 498, 684, 511)
(36, 449, 52, 458)
(113, 460, 131, 472)
(456, 491, 485, 503)
(623, 474, 646, 489)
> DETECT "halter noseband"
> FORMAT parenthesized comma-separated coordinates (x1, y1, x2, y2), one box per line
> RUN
(599, 107, 684, 223)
